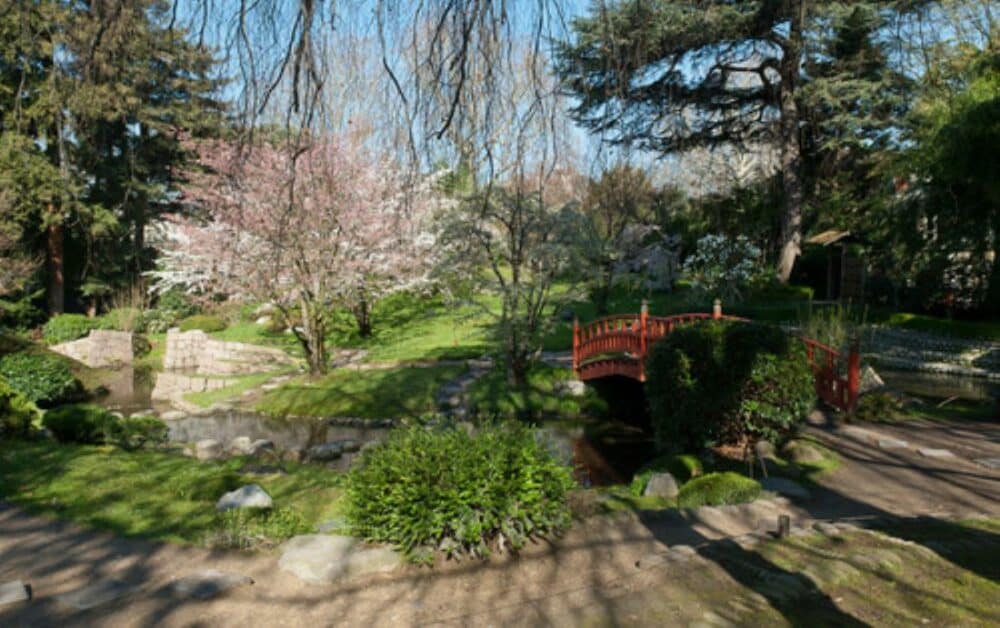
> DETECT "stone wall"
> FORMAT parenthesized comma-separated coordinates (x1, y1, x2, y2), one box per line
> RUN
(151, 372, 235, 401)
(50, 329, 134, 368)
(162, 328, 296, 375)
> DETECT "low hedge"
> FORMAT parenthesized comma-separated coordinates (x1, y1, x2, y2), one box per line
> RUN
(676, 472, 761, 508)
(346, 422, 575, 563)
(0, 351, 82, 407)
(178, 314, 228, 333)
(645, 321, 815, 451)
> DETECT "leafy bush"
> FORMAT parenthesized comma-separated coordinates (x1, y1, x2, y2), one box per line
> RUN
(42, 314, 102, 344)
(645, 321, 815, 451)
(0, 376, 39, 438)
(0, 352, 82, 406)
(676, 472, 761, 508)
(41, 404, 167, 449)
(683, 234, 768, 303)
(629, 454, 703, 497)
(853, 392, 904, 423)
(347, 423, 575, 563)
(178, 314, 228, 333)
(102, 307, 146, 333)
(212, 507, 310, 549)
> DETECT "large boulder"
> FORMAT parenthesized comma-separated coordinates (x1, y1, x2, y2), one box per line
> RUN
(195, 439, 223, 460)
(278, 535, 402, 584)
(306, 442, 344, 461)
(0, 580, 30, 607)
(643, 472, 679, 499)
(248, 439, 276, 457)
(216, 484, 273, 511)
(229, 436, 253, 455)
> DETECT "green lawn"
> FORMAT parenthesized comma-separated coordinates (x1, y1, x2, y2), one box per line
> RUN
(184, 370, 294, 408)
(877, 311, 1000, 341)
(0, 440, 344, 545)
(466, 363, 608, 420)
(256, 363, 468, 418)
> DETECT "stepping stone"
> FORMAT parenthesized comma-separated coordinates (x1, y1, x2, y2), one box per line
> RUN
(54, 580, 136, 611)
(877, 438, 909, 450)
(0, 580, 30, 606)
(813, 522, 841, 536)
(974, 457, 1000, 470)
(917, 448, 955, 459)
(761, 477, 811, 500)
(170, 570, 253, 600)
(216, 484, 273, 511)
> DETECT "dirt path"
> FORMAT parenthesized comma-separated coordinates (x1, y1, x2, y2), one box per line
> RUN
(2, 417, 998, 627)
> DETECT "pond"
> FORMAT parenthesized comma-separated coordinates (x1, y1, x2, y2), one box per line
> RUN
(878, 368, 1000, 401)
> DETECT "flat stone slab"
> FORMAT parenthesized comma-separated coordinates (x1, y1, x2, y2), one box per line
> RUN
(917, 447, 955, 459)
(279, 535, 402, 584)
(761, 477, 811, 500)
(54, 580, 136, 611)
(877, 438, 909, 450)
(170, 570, 253, 600)
(974, 457, 1000, 470)
(0, 580, 30, 606)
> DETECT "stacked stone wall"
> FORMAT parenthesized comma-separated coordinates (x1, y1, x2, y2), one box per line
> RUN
(162, 328, 295, 375)
(50, 330, 134, 368)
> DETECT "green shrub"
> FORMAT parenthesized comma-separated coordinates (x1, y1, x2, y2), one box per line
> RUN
(102, 307, 146, 333)
(0, 352, 82, 406)
(212, 507, 310, 549)
(629, 454, 703, 497)
(43, 404, 117, 444)
(42, 404, 168, 449)
(853, 392, 904, 423)
(178, 314, 228, 333)
(347, 423, 575, 563)
(676, 472, 761, 508)
(645, 321, 815, 451)
(0, 376, 39, 438)
(42, 314, 102, 344)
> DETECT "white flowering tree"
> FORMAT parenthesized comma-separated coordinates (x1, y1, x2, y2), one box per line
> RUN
(683, 234, 767, 303)
(148, 137, 446, 374)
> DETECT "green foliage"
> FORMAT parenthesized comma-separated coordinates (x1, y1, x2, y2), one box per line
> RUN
(645, 321, 815, 451)
(0, 351, 81, 406)
(178, 314, 228, 333)
(212, 507, 311, 550)
(0, 376, 40, 439)
(629, 454, 703, 497)
(852, 392, 905, 423)
(114, 415, 169, 450)
(675, 472, 761, 508)
(346, 423, 575, 562)
(466, 363, 607, 421)
(41, 403, 167, 449)
(102, 307, 145, 333)
(42, 314, 102, 344)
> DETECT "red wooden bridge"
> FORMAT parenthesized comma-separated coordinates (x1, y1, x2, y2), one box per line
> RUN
(572, 300, 861, 412)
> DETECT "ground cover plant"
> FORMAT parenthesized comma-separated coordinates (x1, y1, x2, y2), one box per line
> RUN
(0, 376, 39, 438)
(346, 422, 575, 563)
(675, 471, 762, 508)
(0, 351, 82, 406)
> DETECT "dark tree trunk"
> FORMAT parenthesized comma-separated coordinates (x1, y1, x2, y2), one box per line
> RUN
(46, 217, 64, 314)
(776, 0, 805, 284)
(353, 298, 373, 338)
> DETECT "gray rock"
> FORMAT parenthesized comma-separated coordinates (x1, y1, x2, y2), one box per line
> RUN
(161, 410, 187, 421)
(216, 484, 273, 511)
(555, 380, 587, 397)
(333, 439, 361, 453)
(974, 457, 1000, 470)
(0, 580, 30, 606)
(195, 439, 223, 460)
(761, 477, 811, 500)
(813, 522, 841, 536)
(917, 447, 955, 459)
(230, 436, 253, 455)
(877, 437, 909, 450)
(317, 516, 350, 533)
(754, 440, 776, 459)
(282, 448, 305, 463)
(209, 402, 234, 413)
(248, 439, 276, 456)
(643, 472, 679, 499)
(859, 365, 885, 394)
(278, 535, 402, 584)
(54, 580, 136, 610)
(307, 442, 344, 461)
(170, 570, 253, 600)
(254, 316, 272, 326)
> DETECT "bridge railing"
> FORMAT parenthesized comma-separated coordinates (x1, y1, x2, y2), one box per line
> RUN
(572, 300, 861, 412)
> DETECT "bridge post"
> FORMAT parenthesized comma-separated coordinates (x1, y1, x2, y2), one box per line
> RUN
(713, 298, 722, 320)
(572, 317, 580, 373)
(847, 338, 861, 412)
(639, 300, 648, 381)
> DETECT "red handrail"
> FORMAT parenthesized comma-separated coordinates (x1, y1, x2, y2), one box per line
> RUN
(572, 301, 860, 411)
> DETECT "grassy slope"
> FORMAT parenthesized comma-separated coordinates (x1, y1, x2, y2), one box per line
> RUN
(0, 440, 343, 544)
(256, 363, 468, 418)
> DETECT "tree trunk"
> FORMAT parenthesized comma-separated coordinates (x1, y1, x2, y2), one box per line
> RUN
(46, 217, 65, 314)
(298, 295, 327, 375)
(776, 0, 805, 284)
(353, 298, 373, 338)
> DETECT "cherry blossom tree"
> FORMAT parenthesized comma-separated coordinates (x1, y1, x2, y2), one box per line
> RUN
(149, 137, 445, 374)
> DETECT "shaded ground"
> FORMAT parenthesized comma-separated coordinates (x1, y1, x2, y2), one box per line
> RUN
(2, 416, 999, 627)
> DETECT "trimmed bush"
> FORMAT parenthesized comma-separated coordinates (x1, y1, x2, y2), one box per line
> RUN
(676, 472, 761, 508)
(41, 403, 168, 449)
(629, 454, 703, 497)
(0, 376, 39, 438)
(0, 352, 82, 407)
(645, 321, 815, 451)
(42, 314, 102, 344)
(347, 422, 575, 563)
(178, 314, 228, 333)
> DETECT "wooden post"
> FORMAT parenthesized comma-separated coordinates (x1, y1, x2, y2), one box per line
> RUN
(713, 298, 722, 320)
(639, 300, 649, 381)
(572, 317, 580, 373)
(847, 338, 861, 412)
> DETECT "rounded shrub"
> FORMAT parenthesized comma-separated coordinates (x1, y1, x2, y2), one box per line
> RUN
(629, 454, 703, 497)
(676, 472, 761, 508)
(178, 314, 228, 333)
(0, 352, 82, 407)
(42, 313, 102, 344)
(346, 422, 575, 563)
(0, 376, 40, 439)
(645, 321, 815, 452)
(42, 404, 118, 444)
